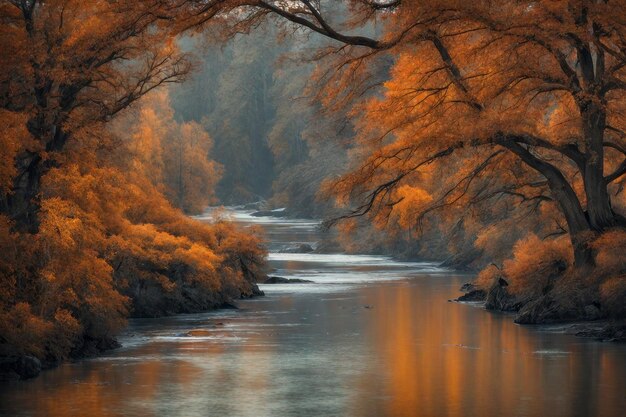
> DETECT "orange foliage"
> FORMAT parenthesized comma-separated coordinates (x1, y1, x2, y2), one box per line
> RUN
(502, 234, 573, 298)
(600, 277, 626, 318)
(119, 91, 222, 214)
(0, 113, 266, 361)
(0, 303, 53, 358)
(288, 0, 626, 272)
(0, 1, 267, 364)
(592, 230, 626, 317)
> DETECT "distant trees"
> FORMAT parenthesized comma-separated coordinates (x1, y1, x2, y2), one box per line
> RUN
(173, 32, 280, 203)
(265, 41, 354, 217)
(172, 14, 360, 215)
(206, 32, 278, 202)
(120, 91, 222, 214)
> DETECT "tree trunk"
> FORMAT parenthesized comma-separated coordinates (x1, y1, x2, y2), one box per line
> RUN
(580, 101, 616, 231)
(499, 136, 594, 268)
(0, 120, 68, 233)
(178, 138, 184, 209)
(552, 185, 595, 268)
(0, 151, 45, 233)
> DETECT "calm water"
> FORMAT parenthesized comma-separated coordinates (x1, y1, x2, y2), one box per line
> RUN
(1, 209, 624, 417)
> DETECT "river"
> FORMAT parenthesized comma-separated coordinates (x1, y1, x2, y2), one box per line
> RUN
(0, 208, 624, 417)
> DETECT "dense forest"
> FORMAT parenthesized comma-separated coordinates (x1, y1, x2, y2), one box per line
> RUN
(1, 0, 625, 381)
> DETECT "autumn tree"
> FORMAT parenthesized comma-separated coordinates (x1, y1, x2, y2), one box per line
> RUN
(235, 0, 626, 269)
(118, 91, 222, 214)
(0, 0, 247, 232)
(0, 0, 268, 374)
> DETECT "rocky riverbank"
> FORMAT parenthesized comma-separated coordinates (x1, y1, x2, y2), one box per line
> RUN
(0, 336, 122, 382)
(126, 274, 264, 318)
(454, 280, 626, 342)
(0, 278, 265, 382)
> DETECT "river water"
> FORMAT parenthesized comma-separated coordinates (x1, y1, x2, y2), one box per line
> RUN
(1, 209, 624, 417)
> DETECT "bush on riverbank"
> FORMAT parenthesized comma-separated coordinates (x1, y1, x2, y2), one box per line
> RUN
(0, 101, 267, 380)
(462, 232, 626, 327)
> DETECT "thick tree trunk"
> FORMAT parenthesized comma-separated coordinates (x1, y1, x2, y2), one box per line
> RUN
(580, 102, 616, 231)
(558, 194, 595, 268)
(0, 151, 45, 233)
(499, 136, 594, 268)
(0, 122, 68, 233)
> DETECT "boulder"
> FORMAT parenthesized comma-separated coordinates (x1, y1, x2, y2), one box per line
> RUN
(460, 282, 477, 292)
(263, 276, 314, 284)
(485, 277, 523, 312)
(515, 298, 606, 325)
(583, 304, 603, 321)
(0, 356, 41, 380)
(514, 295, 579, 324)
(454, 282, 487, 302)
(238, 281, 265, 298)
(570, 321, 626, 342)
(72, 336, 121, 359)
(456, 289, 487, 302)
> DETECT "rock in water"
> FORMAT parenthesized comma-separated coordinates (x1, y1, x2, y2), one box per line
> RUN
(456, 289, 487, 302)
(460, 282, 477, 292)
(569, 321, 626, 342)
(485, 277, 523, 312)
(264, 276, 314, 284)
(514, 295, 578, 324)
(583, 304, 603, 321)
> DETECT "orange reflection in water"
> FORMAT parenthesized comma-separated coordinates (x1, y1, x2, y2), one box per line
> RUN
(1, 281, 625, 417)
(19, 347, 206, 417)
(353, 282, 625, 417)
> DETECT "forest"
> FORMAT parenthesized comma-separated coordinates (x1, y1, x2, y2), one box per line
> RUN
(1, 0, 625, 387)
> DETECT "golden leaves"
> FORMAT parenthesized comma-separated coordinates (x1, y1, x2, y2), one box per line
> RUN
(0, 111, 30, 192)
(392, 185, 433, 230)
(503, 233, 573, 296)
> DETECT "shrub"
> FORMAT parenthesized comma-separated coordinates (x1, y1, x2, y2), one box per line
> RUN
(600, 277, 626, 318)
(502, 234, 572, 298)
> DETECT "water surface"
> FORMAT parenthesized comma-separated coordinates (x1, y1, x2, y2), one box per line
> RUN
(1, 208, 624, 417)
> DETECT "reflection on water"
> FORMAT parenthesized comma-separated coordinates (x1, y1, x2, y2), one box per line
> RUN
(1, 208, 624, 417)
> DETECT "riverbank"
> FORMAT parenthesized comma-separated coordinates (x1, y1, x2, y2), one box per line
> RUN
(247, 203, 626, 342)
(0, 281, 265, 382)
(454, 281, 626, 342)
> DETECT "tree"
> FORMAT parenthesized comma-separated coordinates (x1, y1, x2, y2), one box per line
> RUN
(0, 0, 199, 232)
(237, 0, 626, 268)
